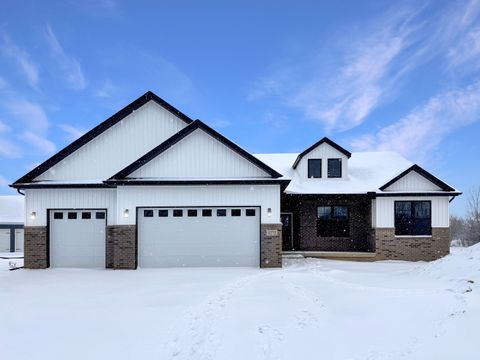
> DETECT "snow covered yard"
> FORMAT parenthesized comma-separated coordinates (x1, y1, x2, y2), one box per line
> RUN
(1, 247, 479, 360)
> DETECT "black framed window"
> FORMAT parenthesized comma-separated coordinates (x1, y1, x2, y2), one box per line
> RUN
(246, 209, 256, 216)
(158, 210, 168, 217)
(96, 212, 105, 220)
(231, 209, 241, 217)
(394, 201, 431, 236)
(217, 209, 227, 217)
(173, 209, 183, 217)
(328, 159, 342, 178)
(68, 212, 77, 220)
(143, 210, 154, 217)
(53, 212, 63, 220)
(81, 212, 91, 219)
(202, 209, 212, 217)
(308, 159, 322, 178)
(188, 209, 197, 217)
(316, 206, 349, 237)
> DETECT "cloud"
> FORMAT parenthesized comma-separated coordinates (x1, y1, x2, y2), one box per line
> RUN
(0, 137, 21, 158)
(6, 98, 49, 134)
(351, 80, 480, 162)
(44, 24, 87, 90)
(94, 79, 118, 98)
(0, 120, 9, 133)
(20, 131, 56, 155)
(0, 33, 39, 89)
(59, 123, 85, 141)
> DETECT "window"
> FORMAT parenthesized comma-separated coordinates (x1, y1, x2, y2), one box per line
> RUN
(316, 206, 349, 237)
(96, 212, 105, 220)
(308, 159, 322, 178)
(68, 212, 77, 220)
(188, 209, 197, 217)
(231, 209, 241, 217)
(202, 209, 212, 217)
(81, 212, 91, 219)
(53, 212, 63, 220)
(143, 210, 154, 217)
(246, 209, 256, 216)
(217, 209, 227, 217)
(328, 159, 342, 178)
(173, 209, 183, 217)
(158, 210, 168, 217)
(395, 201, 431, 236)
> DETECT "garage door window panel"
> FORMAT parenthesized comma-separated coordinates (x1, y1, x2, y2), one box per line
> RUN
(231, 209, 241, 217)
(96, 212, 105, 219)
(54, 212, 63, 220)
(188, 209, 197, 217)
(68, 212, 77, 220)
(173, 209, 183, 217)
(82, 212, 91, 219)
(158, 210, 168, 217)
(217, 209, 227, 217)
(202, 209, 212, 217)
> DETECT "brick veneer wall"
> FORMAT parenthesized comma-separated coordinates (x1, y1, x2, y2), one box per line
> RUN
(375, 227, 450, 261)
(24, 226, 48, 269)
(108, 225, 137, 269)
(281, 194, 374, 252)
(261, 223, 282, 268)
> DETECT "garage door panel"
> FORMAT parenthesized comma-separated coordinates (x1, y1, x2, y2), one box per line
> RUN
(139, 207, 260, 267)
(0, 229, 10, 252)
(49, 210, 106, 268)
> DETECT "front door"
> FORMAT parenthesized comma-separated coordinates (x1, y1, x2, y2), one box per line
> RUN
(281, 213, 293, 251)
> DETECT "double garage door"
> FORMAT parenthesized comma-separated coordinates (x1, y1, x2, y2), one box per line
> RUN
(48, 206, 260, 268)
(0, 228, 24, 253)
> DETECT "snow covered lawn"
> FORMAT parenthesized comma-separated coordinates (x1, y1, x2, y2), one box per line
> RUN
(1, 247, 479, 360)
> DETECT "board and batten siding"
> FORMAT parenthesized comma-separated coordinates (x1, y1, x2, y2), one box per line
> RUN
(35, 101, 188, 182)
(116, 185, 281, 225)
(384, 171, 442, 191)
(375, 196, 449, 228)
(296, 142, 348, 180)
(129, 129, 270, 179)
(25, 189, 116, 226)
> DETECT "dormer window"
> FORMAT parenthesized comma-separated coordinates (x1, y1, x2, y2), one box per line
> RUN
(328, 159, 342, 178)
(308, 159, 322, 178)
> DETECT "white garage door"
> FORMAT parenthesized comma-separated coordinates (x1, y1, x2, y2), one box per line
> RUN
(49, 210, 106, 268)
(0, 229, 10, 252)
(138, 207, 260, 267)
(15, 229, 24, 252)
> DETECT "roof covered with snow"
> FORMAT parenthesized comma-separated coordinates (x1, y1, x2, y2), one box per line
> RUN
(255, 151, 420, 194)
(0, 195, 24, 224)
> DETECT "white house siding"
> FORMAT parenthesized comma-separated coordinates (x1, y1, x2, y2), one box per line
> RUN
(25, 189, 116, 226)
(384, 171, 442, 191)
(371, 199, 376, 228)
(129, 129, 270, 179)
(296, 142, 349, 181)
(35, 101, 188, 181)
(116, 185, 280, 225)
(375, 196, 449, 228)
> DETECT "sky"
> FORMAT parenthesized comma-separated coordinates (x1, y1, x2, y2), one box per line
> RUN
(0, 0, 479, 216)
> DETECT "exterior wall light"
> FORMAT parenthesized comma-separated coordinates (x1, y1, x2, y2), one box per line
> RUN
(267, 208, 272, 217)
(30, 211, 36, 220)
(123, 209, 129, 218)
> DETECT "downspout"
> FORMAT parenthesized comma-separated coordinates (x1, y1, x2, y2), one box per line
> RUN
(16, 188, 25, 196)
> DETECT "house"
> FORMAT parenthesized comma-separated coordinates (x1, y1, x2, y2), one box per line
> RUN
(0, 195, 24, 253)
(10, 91, 460, 269)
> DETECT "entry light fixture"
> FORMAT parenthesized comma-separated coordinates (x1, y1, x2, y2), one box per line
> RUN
(30, 211, 36, 220)
(123, 209, 130, 218)
(267, 208, 272, 217)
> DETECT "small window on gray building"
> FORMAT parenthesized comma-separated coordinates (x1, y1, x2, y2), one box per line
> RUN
(308, 159, 322, 178)
(328, 159, 342, 178)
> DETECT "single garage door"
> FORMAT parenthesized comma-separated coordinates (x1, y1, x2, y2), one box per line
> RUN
(0, 229, 10, 252)
(138, 206, 260, 267)
(49, 210, 106, 268)
(15, 229, 24, 252)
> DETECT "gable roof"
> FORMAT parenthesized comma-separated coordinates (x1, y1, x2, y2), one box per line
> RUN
(108, 120, 283, 180)
(292, 137, 352, 169)
(379, 164, 456, 192)
(11, 91, 193, 187)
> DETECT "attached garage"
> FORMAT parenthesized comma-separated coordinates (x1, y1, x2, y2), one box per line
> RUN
(138, 206, 260, 267)
(49, 210, 106, 268)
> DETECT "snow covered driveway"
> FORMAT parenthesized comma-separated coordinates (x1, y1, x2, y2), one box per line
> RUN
(1, 247, 479, 360)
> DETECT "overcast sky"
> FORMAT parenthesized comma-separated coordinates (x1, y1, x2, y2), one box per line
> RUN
(0, 0, 479, 215)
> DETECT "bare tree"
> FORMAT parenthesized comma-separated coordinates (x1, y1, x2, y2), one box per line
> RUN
(464, 187, 480, 246)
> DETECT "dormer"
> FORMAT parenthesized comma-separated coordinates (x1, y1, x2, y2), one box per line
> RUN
(293, 137, 351, 181)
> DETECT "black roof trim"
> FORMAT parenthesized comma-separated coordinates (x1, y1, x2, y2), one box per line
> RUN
(105, 179, 290, 186)
(379, 164, 456, 192)
(375, 192, 461, 197)
(293, 137, 351, 169)
(109, 119, 283, 180)
(10, 183, 115, 189)
(12, 91, 193, 185)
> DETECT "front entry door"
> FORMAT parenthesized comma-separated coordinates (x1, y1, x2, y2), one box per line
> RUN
(281, 213, 293, 251)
